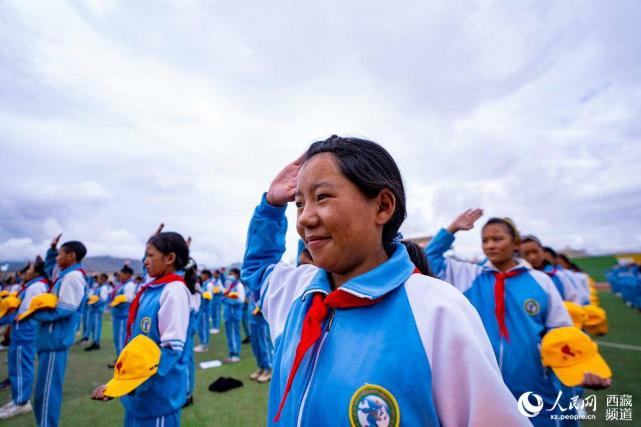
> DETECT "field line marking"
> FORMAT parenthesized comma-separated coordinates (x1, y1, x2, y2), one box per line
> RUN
(596, 341, 641, 352)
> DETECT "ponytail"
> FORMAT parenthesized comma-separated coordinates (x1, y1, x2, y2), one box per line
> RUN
(402, 241, 433, 277)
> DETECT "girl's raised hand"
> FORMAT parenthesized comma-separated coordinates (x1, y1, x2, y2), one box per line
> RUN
(151, 223, 164, 238)
(447, 209, 484, 234)
(90, 384, 112, 401)
(266, 155, 305, 206)
(51, 233, 62, 249)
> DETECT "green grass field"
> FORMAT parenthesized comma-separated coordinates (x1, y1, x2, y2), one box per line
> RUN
(1, 288, 639, 426)
(572, 256, 618, 282)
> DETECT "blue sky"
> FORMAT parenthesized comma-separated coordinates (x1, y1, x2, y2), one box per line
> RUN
(1, 0, 640, 266)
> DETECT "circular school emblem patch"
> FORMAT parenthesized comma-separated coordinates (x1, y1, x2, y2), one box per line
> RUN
(524, 298, 541, 316)
(349, 384, 399, 427)
(140, 316, 152, 333)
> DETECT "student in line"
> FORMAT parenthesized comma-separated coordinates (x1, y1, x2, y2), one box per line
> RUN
(208, 270, 223, 334)
(86, 273, 112, 352)
(91, 231, 194, 426)
(0, 257, 49, 420)
(426, 209, 611, 426)
(242, 136, 528, 426)
(109, 265, 137, 365)
(32, 239, 88, 427)
(221, 268, 245, 363)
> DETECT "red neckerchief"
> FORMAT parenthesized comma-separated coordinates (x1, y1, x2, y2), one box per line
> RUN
(125, 274, 185, 343)
(273, 267, 421, 422)
(223, 281, 238, 296)
(545, 266, 558, 277)
(110, 280, 128, 300)
(492, 269, 526, 341)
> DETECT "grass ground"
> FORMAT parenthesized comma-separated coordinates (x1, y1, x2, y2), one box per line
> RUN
(1, 288, 639, 426)
(572, 256, 618, 282)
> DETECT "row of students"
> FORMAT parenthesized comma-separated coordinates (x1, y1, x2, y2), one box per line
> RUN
(240, 135, 613, 426)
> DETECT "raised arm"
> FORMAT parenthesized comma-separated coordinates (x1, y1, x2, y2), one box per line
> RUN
(241, 156, 303, 294)
(425, 209, 485, 292)
(44, 233, 62, 279)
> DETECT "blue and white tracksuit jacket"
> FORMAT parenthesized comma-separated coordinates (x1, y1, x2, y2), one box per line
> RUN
(89, 283, 112, 344)
(241, 195, 528, 427)
(197, 280, 212, 346)
(209, 277, 223, 329)
(111, 280, 137, 356)
(426, 228, 575, 426)
(542, 264, 587, 305)
(32, 264, 87, 427)
(222, 279, 245, 358)
(7, 277, 48, 405)
(121, 279, 191, 426)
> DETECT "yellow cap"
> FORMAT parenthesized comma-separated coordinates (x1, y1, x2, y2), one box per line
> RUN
(0, 296, 21, 318)
(202, 291, 212, 300)
(88, 295, 100, 305)
(212, 286, 221, 294)
(9, 291, 17, 297)
(0, 290, 9, 298)
(16, 293, 57, 321)
(541, 326, 611, 386)
(583, 305, 606, 326)
(110, 295, 128, 307)
(104, 335, 160, 397)
(590, 287, 598, 295)
(583, 305, 608, 335)
(563, 302, 587, 329)
(227, 291, 239, 299)
(252, 306, 261, 316)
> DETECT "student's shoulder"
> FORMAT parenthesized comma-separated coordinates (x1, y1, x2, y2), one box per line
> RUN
(527, 269, 556, 292)
(162, 281, 191, 300)
(64, 270, 87, 284)
(403, 274, 471, 310)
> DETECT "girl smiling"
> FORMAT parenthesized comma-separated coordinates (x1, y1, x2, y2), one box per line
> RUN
(242, 135, 527, 426)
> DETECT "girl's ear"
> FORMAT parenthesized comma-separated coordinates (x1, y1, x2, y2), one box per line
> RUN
(375, 188, 396, 226)
(166, 252, 177, 267)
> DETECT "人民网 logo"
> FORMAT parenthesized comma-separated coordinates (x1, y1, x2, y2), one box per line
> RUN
(523, 298, 541, 316)
(517, 392, 544, 418)
(140, 316, 152, 333)
(349, 384, 399, 427)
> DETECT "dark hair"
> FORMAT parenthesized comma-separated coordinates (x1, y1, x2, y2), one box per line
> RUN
(305, 135, 413, 255)
(135, 275, 143, 282)
(543, 246, 557, 258)
(521, 235, 542, 247)
(569, 262, 583, 272)
(401, 242, 432, 276)
(147, 232, 198, 293)
(33, 255, 47, 279)
(60, 241, 87, 262)
(557, 253, 571, 265)
(99, 273, 109, 280)
(229, 267, 240, 276)
(201, 269, 212, 278)
(120, 265, 134, 275)
(483, 218, 520, 243)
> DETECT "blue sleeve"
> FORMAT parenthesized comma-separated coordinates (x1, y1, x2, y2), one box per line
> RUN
(0, 313, 15, 326)
(240, 193, 288, 293)
(30, 306, 75, 323)
(425, 228, 456, 276)
(44, 247, 58, 279)
(157, 346, 182, 377)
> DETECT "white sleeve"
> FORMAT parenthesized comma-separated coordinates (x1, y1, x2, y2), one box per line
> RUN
(57, 271, 86, 311)
(206, 280, 214, 293)
(236, 282, 246, 303)
(18, 281, 49, 314)
(530, 270, 573, 329)
(441, 257, 485, 293)
(158, 282, 191, 351)
(261, 262, 319, 342)
(404, 275, 531, 427)
(124, 282, 137, 301)
(100, 285, 112, 301)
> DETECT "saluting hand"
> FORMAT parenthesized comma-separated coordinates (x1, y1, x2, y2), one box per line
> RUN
(267, 154, 305, 206)
(51, 233, 63, 249)
(447, 209, 484, 234)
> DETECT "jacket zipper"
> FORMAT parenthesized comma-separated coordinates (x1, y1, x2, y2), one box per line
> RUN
(296, 310, 334, 427)
(499, 338, 504, 372)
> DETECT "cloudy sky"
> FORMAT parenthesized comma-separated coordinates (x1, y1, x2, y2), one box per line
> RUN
(1, 0, 640, 266)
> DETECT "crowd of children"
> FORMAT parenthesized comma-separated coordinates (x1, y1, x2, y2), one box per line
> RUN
(0, 135, 620, 426)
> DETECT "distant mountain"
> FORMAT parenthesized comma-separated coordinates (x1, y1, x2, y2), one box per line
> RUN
(0, 256, 143, 274)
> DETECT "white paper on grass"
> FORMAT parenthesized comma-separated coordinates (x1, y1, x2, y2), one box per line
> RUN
(199, 360, 222, 369)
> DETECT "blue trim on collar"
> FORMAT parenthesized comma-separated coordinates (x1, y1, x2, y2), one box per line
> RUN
(301, 243, 415, 300)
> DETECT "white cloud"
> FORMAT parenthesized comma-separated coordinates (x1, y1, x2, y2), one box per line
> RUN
(1, 0, 640, 264)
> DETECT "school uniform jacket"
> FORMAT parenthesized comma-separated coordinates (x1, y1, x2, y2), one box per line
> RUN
(241, 195, 528, 427)
(426, 228, 573, 409)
